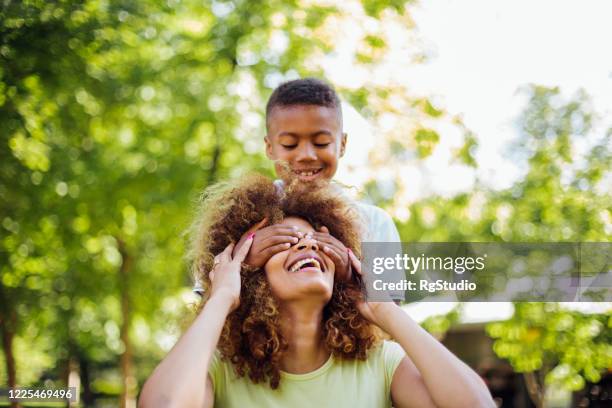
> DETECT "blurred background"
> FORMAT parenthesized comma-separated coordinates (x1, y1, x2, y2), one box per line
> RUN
(1, 0, 610, 407)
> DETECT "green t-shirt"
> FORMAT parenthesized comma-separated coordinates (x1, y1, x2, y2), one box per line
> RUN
(209, 340, 405, 408)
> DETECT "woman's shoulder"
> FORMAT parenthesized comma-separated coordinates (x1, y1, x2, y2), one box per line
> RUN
(381, 340, 405, 360)
(369, 340, 404, 360)
(332, 341, 405, 398)
(370, 341, 406, 385)
(341, 340, 404, 369)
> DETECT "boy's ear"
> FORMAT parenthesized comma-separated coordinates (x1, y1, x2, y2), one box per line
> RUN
(264, 136, 274, 159)
(340, 132, 348, 157)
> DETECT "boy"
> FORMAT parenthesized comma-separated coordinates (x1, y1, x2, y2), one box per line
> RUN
(195, 78, 403, 300)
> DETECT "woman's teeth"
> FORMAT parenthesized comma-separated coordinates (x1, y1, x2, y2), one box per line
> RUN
(294, 169, 322, 177)
(289, 258, 321, 273)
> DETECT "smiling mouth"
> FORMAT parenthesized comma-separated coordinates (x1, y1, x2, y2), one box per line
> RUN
(289, 257, 322, 273)
(293, 168, 323, 177)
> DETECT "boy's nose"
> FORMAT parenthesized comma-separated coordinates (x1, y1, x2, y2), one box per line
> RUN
(296, 144, 317, 161)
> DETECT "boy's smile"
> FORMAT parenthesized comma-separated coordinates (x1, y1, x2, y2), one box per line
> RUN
(265, 104, 347, 183)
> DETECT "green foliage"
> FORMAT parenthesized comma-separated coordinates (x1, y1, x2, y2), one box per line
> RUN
(1, 0, 426, 400)
(414, 128, 440, 158)
(421, 306, 461, 339)
(453, 131, 478, 167)
(361, 0, 410, 17)
(394, 85, 611, 400)
(487, 303, 612, 390)
(1, 0, 609, 405)
(398, 86, 610, 244)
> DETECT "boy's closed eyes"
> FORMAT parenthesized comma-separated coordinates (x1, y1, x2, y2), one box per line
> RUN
(278, 132, 333, 149)
(265, 104, 346, 183)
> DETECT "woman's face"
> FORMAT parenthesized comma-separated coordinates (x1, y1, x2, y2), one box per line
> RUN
(264, 217, 335, 304)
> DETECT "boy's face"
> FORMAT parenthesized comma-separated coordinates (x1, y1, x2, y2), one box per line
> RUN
(265, 104, 347, 183)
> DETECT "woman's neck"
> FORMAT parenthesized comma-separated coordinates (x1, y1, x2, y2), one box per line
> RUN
(279, 302, 330, 374)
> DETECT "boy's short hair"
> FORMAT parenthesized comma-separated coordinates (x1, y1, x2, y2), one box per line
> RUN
(265, 78, 342, 127)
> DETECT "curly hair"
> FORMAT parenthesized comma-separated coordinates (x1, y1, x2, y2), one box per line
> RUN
(188, 174, 381, 389)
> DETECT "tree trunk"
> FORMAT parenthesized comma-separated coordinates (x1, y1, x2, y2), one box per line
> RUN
(63, 356, 81, 408)
(1, 319, 19, 408)
(118, 239, 136, 408)
(1, 317, 17, 385)
(79, 355, 94, 406)
(524, 371, 545, 408)
(0, 284, 19, 408)
(207, 131, 221, 185)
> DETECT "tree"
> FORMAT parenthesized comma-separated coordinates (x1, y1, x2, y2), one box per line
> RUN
(3, 0, 453, 405)
(391, 85, 611, 407)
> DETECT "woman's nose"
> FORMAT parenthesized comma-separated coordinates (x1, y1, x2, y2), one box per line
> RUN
(295, 233, 319, 252)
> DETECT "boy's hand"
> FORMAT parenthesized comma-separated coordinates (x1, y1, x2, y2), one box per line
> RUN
(313, 226, 351, 281)
(234, 218, 303, 268)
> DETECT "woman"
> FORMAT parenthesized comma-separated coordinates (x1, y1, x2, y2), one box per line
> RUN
(139, 175, 495, 408)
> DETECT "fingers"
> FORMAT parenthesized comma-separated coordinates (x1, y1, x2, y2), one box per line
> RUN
(210, 253, 221, 281)
(220, 243, 234, 262)
(234, 218, 269, 256)
(214, 244, 234, 281)
(233, 233, 254, 263)
(312, 227, 349, 269)
(312, 231, 342, 247)
(235, 218, 268, 249)
(259, 225, 303, 239)
(259, 242, 292, 259)
(317, 234, 346, 260)
(321, 245, 344, 271)
(322, 244, 345, 264)
(241, 226, 301, 253)
(347, 248, 362, 275)
(243, 223, 301, 247)
(260, 235, 299, 247)
(250, 217, 269, 233)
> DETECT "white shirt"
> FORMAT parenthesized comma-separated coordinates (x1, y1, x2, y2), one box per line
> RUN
(353, 201, 405, 302)
(354, 201, 401, 243)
